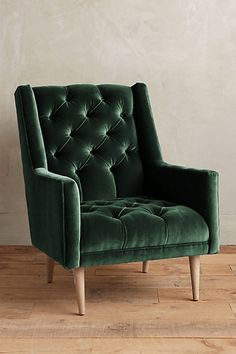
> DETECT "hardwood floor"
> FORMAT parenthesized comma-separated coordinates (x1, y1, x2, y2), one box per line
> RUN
(0, 246, 236, 353)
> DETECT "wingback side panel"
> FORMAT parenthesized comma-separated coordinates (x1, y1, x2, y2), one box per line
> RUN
(131, 83, 163, 191)
(15, 85, 48, 171)
(33, 84, 145, 201)
(15, 86, 81, 268)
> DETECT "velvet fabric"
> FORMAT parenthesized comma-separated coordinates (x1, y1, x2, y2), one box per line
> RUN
(14, 83, 220, 269)
(33, 84, 145, 200)
(80, 197, 209, 267)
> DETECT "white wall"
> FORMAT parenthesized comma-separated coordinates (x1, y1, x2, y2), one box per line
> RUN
(0, 0, 235, 244)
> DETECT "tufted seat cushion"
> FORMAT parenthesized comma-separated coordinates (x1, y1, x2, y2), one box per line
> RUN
(80, 197, 209, 255)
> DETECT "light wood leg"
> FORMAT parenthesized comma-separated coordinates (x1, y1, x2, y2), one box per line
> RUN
(73, 267, 85, 315)
(47, 256, 54, 283)
(189, 255, 200, 301)
(142, 261, 149, 273)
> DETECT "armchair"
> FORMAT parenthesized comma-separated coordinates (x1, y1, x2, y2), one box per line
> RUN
(15, 83, 219, 315)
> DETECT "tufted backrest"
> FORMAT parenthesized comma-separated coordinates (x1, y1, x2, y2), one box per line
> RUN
(16, 83, 162, 201)
(32, 84, 145, 200)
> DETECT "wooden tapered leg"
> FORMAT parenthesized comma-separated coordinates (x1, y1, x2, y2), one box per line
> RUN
(73, 267, 85, 315)
(189, 255, 200, 301)
(142, 261, 149, 273)
(47, 256, 54, 283)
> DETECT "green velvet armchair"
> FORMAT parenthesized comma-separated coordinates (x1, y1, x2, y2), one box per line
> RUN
(15, 83, 219, 315)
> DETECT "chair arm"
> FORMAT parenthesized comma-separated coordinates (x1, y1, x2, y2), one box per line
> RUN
(149, 162, 220, 254)
(27, 168, 81, 268)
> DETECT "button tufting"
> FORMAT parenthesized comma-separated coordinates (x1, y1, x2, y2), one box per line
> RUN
(83, 110, 89, 118)
(35, 84, 143, 200)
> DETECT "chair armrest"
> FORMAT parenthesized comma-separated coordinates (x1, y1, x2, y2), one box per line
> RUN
(27, 168, 81, 268)
(149, 162, 220, 254)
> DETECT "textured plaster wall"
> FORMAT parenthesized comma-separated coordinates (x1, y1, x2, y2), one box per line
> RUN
(0, 0, 235, 243)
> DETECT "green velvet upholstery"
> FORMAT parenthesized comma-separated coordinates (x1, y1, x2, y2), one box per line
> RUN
(15, 83, 219, 269)
(80, 197, 209, 267)
(33, 84, 144, 200)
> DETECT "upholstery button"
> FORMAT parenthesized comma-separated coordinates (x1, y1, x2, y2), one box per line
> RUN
(48, 111, 53, 118)
(84, 110, 89, 118)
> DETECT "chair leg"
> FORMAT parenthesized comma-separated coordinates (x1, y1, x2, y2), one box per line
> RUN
(47, 256, 54, 283)
(73, 267, 85, 315)
(142, 261, 149, 273)
(189, 255, 200, 301)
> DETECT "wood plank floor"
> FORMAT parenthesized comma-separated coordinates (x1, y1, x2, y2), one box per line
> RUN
(1, 246, 236, 353)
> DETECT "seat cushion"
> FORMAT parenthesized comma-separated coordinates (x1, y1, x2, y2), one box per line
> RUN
(80, 197, 209, 254)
